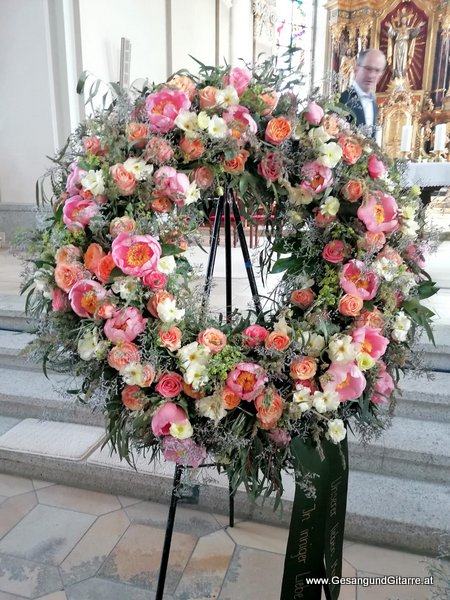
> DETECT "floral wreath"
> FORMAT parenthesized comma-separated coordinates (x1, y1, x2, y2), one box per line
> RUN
(22, 58, 437, 501)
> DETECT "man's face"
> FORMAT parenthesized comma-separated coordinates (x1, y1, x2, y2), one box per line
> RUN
(354, 52, 386, 93)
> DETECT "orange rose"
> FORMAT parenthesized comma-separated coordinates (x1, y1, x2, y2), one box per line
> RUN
(55, 244, 82, 264)
(290, 288, 316, 310)
(355, 308, 384, 330)
(96, 302, 115, 319)
(254, 389, 284, 430)
(265, 117, 292, 145)
(322, 114, 341, 136)
(222, 149, 250, 174)
(110, 163, 136, 196)
(96, 254, 116, 284)
(110, 216, 136, 238)
(127, 122, 149, 148)
(290, 356, 317, 380)
(84, 243, 106, 275)
(264, 331, 290, 351)
(121, 385, 148, 411)
(54, 262, 86, 293)
(198, 328, 227, 353)
(108, 341, 140, 371)
(259, 90, 278, 116)
(159, 326, 182, 351)
(342, 179, 364, 202)
(198, 86, 218, 109)
(150, 197, 173, 213)
(179, 137, 205, 161)
(339, 135, 363, 165)
(168, 74, 196, 101)
(339, 293, 364, 317)
(183, 382, 204, 399)
(141, 364, 156, 387)
(222, 386, 241, 410)
(363, 231, 386, 253)
(147, 290, 174, 318)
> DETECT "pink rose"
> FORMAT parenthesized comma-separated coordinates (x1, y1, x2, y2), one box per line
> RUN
(111, 232, 161, 278)
(223, 67, 252, 96)
(104, 307, 147, 344)
(63, 195, 99, 231)
(357, 191, 398, 233)
(242, 324, 270, 347)
(367, 155, 386, 179)
(144, 137, 174, 164)
(145, 88, 191, 133)
(155, 372, 184, 398)
(303, 101, 324, 125)
(226, 362, 268, 401)
(198, 86, 218, 109)
(340, 260, 379, 301)
(83, 136, 103, 155)
(69, 279, 107, 318)
(322, 240, 348, 263)
(197, 328, 227, 353)
(151, 402, 188, 435)
(194, 166, 214, 189)
(321, 362, 366, 402)
(110, 164, 136, 196)
(142, 270, 168, 290)
(257, 152, 283, 181)
(268, 429, 291, 447)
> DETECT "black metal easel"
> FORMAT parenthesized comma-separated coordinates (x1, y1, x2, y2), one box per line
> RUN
(155, 188, 264, 599)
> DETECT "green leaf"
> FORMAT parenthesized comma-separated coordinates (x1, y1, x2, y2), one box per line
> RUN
(271, 256, 300, 274)
(108, 267, 126, 282)
(160, 243, 185, 256)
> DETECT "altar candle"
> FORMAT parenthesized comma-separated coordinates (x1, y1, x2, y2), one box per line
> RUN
(434, 123, 447, 151)
(375, 127, 383, 147)
(400, 125, 413, 152)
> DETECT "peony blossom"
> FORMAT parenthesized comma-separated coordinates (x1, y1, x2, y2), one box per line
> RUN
(152, 402, 189, 436)
(153, 166, 190, 206)
(161, 436, 207, 468)
(146, 88, 191, 133)
(340, 260, 379, 301)
(367, 155, 386, 179)
(223, 66, 252, 96)
(111, 232, 161, 278)
(320, 362, 366, 402)
(223, 105, 257, 139)
(357, 192, 398, 233)
(69, 279, 108, 318)
(63, 195, 99, 231)
(300, 161, 333, 195)
(66, 164, 86, 196)
(351, 326, 389, 360)
(226, 362, 268, 401)
(104, 307, 147, 343)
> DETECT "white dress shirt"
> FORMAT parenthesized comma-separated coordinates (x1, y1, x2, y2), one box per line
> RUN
(352, 81, 375, 126)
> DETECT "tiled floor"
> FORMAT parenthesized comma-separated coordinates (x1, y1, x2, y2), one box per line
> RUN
(0, 473, 442, 600)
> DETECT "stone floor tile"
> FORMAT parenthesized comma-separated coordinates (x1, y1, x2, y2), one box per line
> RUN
(36, 593, 67, 600)
(118, 495, 141, 508)
(355, 571, 432, 600)
(65, 577, 164, 600)
(0, 554, 62, 598)
(60, 510, 130, 585)
(100, 523, 196, 594)
(0, 474, 34, 497)
(32, 480, 55, 491)
(174, 529, 235, 600)
(343, 543, 429, 577)
(0, 505, 95, 566)
(0, 492, 37, 538)
(0, 593, 27, 600)
(212, 513, 242, 528)
(218, 546, 284, 600)
(125, 500, 222, 537)
(226, 520, 288, 554)
(37, 485, 121, 515)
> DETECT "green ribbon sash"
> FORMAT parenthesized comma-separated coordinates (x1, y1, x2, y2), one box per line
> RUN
(280, 436, 349, 600)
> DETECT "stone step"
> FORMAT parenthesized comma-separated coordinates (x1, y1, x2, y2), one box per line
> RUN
(0, 330, 40, 370)
(417, 324, 450, 372)
(396, 371, 450, 422)
(0, 296, 31, 332)
(348, 416, 450, 484)
(0, 366, 104, 427)
(0, 415, 446, 556)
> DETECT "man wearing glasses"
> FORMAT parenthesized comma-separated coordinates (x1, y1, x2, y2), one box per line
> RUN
(339, 48, 386, 138)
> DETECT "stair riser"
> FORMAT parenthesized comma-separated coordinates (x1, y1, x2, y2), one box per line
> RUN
(0, 450, 443, 556)
(0, 316, 30, 332)
(395, 399, 450, 423)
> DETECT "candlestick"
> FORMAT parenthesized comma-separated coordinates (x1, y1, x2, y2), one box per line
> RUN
(400, 125, 413, 152)
(434, 123, 447, 151)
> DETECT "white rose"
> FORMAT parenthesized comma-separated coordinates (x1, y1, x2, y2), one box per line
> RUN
(157, 255, 176, 274)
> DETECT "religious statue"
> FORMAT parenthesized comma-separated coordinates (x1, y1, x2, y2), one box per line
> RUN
(423, 120, 433, 154)
(386, 10, 424, 81)
(339, 48, 356, 93)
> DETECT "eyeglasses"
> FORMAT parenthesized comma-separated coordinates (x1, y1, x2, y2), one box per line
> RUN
(360, 65, 385, 74)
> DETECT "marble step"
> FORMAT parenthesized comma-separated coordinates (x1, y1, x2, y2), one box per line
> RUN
(416, 324, 450, 372)
(0, 295, 31, 332)
(396, 371, 450, 422)
(348, 416, 450, 484)
(0, 366, 104, 427)
(0, 415, 446, 556)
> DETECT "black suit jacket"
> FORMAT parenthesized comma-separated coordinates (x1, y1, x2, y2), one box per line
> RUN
(339, 87, 378, 136)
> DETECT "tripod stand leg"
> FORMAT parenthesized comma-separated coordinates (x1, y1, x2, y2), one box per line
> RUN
(228, 479, 235, 528)
(224, 193, 233, 323)
(202, 195, 225, 315)
(156, 464, 183, 600)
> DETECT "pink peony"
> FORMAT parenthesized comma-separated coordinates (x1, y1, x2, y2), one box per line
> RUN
(104, 307, 147, 343)
(153, 166, 190, 206)
(145, 88, 191, 133)
(223, 105, 257, 139)
(69, 279, 108, 318)
(223, 67, 252, 96)
(357, 192, 398, 233)
(371, 362, 395, 404)
(63, 195, 99, 231)
(161, 436, 207, 468)
(340, 260, 379, 301)
(367, 155, 386, 179)
(268, 429, 291, 447)
(226, 362, 268, 401)
(111, 232, 161, 277)
(405, 244, 426, 268)
(351, 326, 389, 360)
(303, 101, 324, 125)
(151, 402, 188, 435)
(66, 164, 86, 196)
(321, 362, 366, 402)
(155, 372, 184, 398)
(242, 324, 270, 347)
(301, 161, 333, 195)
(51, 288, 70, 312)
